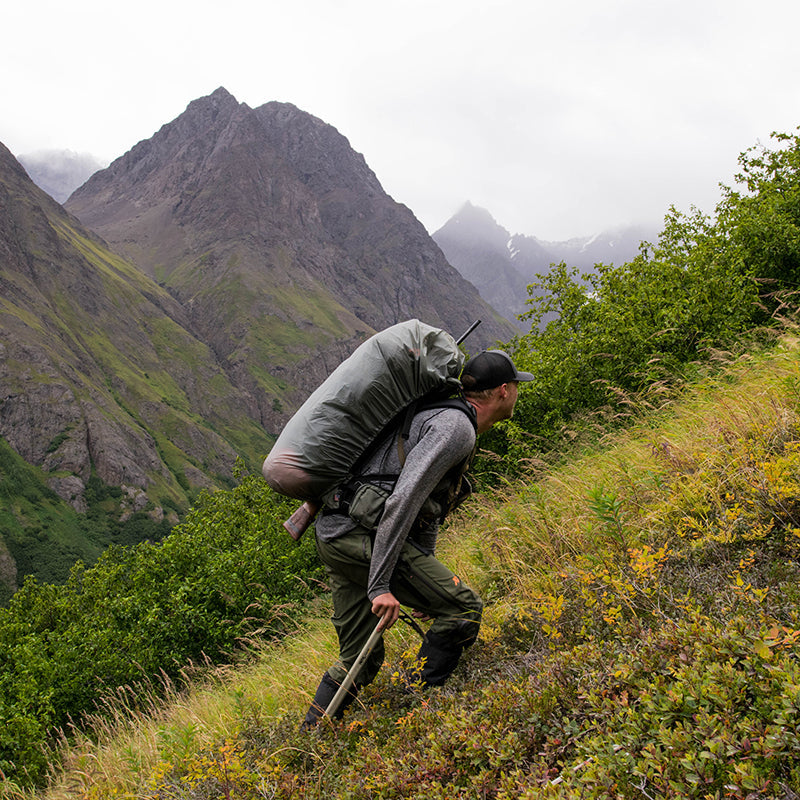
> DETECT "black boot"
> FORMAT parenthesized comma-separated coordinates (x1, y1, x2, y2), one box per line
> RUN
(414, 632, 464, 687)
(301, 672, 358, 730)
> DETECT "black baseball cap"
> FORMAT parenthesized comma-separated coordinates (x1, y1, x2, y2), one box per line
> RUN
(461, 350, 534, 391)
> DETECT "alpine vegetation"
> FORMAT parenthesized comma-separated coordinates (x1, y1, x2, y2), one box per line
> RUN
(3, 127, 800, 797)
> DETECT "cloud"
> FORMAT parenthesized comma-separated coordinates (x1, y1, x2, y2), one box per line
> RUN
(3, 0, 800, 240)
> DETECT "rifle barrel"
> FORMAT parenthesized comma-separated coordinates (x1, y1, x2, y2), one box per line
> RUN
(456, 319, 481, 345)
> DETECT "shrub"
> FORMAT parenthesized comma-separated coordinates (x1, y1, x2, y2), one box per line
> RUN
(485, 130, 800, 481)
(0, 466, 323, 786)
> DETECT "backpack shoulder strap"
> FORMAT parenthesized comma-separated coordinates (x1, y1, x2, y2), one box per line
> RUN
(323, 393, 476, 520)
(396, 392, 476, 465)
(419, 395, 477, 430)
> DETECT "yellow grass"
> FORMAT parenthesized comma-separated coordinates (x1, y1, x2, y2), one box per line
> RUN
(17, 333, 800, 799)
(442, 334, 800, 615)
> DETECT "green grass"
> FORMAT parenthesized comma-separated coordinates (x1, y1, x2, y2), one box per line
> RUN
(13, 335, 800, 800)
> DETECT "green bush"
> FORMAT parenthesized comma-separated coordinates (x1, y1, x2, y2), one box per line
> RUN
(508, 207, 758, 445)
(0, 466, 322, 786)
(717, 130, 800, 299)
(483, 130, 800, 480)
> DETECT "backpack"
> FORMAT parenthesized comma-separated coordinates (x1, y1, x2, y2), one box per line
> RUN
(262, 319, 479, 539)
(323, 394, 478, 533)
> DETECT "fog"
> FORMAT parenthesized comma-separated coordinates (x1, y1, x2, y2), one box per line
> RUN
(4, 0, 800, 239)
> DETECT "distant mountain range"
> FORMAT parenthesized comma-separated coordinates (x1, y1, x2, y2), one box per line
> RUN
(17, 149, 106, 203)
(1, 88, 514, 596)
(433, 202, 659, 328)
(20, 142, 659, 334)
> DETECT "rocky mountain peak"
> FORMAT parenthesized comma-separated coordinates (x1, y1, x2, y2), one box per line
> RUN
(64, 88, 514, 430)
(256, 100, 382, 194)
(436, 202, 510, 250)
(434, 203, 658, 329)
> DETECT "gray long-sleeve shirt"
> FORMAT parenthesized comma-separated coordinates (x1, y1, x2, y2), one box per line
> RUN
(315, 405, 476, 600)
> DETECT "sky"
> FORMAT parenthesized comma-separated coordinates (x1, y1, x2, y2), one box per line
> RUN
(4, 0, 800, 241)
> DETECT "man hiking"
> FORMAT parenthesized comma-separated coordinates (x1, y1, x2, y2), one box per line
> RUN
(302, 349, 533, 728)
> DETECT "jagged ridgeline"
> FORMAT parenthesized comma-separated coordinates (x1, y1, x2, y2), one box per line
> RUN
(0, 88, 514, 596)
(64, 87, 512, 401)
(2, 144, 278, 580)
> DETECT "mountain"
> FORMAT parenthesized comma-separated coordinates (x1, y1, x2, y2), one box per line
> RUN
(17, 149, 105, 203)
(1, 89, 515, 595)
(65, 88, 513, 424)
(0, 138, 284, 593)
(434, 202, 658, 328)
(429, 203, 533, 330)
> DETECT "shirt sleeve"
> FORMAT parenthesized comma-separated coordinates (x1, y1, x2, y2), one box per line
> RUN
(366, 408, 475, 600)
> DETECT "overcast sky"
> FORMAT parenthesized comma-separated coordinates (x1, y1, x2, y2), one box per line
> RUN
(4, 0, 800, 241)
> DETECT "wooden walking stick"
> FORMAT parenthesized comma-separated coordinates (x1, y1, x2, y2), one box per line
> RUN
(323, 620, 384, 720)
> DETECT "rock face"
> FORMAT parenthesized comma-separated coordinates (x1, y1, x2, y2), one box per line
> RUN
(66, 88, 515, 430)
(2, 88, 518, 594)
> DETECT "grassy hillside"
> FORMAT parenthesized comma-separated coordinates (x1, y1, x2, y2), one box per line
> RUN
(5, 125, 800, 799)
(16, 332, 800, 800)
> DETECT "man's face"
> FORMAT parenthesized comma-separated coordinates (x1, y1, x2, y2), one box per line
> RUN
(498, 381, 519, 421)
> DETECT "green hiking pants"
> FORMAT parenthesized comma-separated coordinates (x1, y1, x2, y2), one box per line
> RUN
(316, 528, 483, 687)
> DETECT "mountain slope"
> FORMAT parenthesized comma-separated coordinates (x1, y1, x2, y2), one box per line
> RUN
(0, 140, 274, 591)
(434, 202, 658, 327)
(66, 88, 515, 429)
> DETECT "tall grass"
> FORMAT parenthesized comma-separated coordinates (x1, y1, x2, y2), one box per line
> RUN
(449, 333, 800, 607)
(12, 334, 800, 799)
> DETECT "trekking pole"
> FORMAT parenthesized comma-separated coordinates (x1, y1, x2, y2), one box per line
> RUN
(324, 620, 383, 721)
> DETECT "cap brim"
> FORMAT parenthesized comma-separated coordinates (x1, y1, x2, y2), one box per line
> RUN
(515, 370, 534, 382)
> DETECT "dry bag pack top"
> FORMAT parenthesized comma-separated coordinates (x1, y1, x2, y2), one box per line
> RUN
(262, 319, 464, 502)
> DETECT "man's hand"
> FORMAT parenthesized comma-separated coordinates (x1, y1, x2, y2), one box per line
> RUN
(371, 591, 400, 631)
